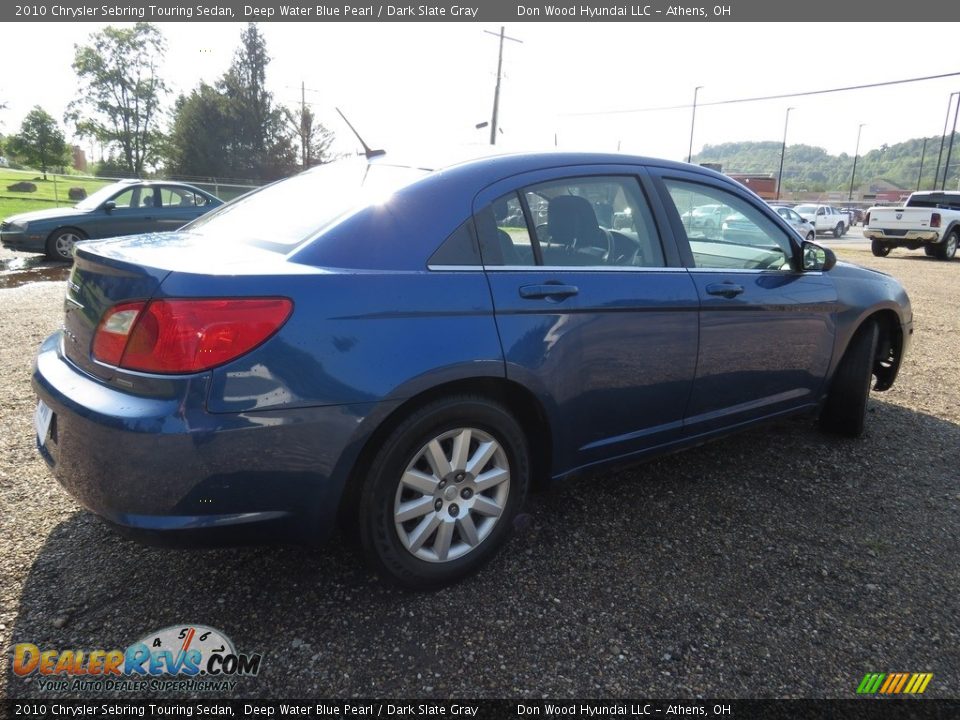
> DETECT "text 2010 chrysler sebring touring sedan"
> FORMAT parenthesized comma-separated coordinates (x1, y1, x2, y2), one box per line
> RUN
(32, 152, 912, 588)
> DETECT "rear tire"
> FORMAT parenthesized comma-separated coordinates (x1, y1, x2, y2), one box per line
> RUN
(935, 231, 958, 260)
(833, 223, 844, 238)
(819, 321, 878, 438)
(871, 240, 891, 257)
(359, 396, 530, 589)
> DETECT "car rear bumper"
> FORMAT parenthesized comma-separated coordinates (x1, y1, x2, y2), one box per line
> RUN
(31, 331, 384, 546)
(864, 229, 940, 243)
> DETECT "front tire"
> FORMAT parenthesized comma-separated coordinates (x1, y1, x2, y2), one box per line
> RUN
(935, 231, 958, 260)
(806, 231, 815, 243)
(871, 240, 891, 257)
(359, 396, 530, 589)
(46, 228, 85, 261)
(819, 321, 878, 438)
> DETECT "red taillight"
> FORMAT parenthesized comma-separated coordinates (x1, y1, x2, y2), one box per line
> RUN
(92, 298, 293, 373)
(931, 212, 941, 228)
(865, 211, 870, 226)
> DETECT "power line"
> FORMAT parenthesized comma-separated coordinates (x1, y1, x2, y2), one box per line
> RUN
(563, 70, 960, 117)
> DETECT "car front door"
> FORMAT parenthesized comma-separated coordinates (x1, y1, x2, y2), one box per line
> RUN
(654, 171, 839, 435)
(90, 186, 155, 238)
(474, 168, 700, 475)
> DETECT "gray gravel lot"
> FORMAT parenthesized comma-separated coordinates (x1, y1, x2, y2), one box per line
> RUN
(1, 244, 958, 700)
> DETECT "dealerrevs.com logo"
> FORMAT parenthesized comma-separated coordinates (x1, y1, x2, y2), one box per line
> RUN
(12, 625, 261, 693)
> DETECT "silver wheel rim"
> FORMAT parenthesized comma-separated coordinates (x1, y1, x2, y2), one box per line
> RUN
(948, 236, 957, 256)
(393, 427, 510, 563)
(54, 232, 80, 259)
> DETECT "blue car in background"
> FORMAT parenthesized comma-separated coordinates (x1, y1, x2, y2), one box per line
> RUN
(32, 152, 912, 588)
(1, 179, 222, 260)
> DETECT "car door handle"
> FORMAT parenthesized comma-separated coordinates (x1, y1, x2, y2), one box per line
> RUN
(705, 282, 745, 299)
(519, 284, 579, 300)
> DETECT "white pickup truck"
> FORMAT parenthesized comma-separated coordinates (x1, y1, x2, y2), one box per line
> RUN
(793, 204, 848, 238)
(864, 191, 960, 260)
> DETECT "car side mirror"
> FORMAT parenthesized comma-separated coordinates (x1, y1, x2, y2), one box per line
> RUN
(802, 240, 836, 272)
(103, 201, 116, 213)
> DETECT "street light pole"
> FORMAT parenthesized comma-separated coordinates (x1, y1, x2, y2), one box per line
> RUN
(687, 86, 703, 164)
(934, 92, 958, 189)
(942, 92, 960, 190)
(848, 123, 866, 202)
(917, 137, 928, 192)
(776, 107, 794, 201)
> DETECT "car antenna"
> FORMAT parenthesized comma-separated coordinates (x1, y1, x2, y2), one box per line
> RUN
(335, 108, 385, 160)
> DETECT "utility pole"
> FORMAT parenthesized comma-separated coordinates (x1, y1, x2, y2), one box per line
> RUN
(301, 81, 308, 167)
(485, 26, 523, 146)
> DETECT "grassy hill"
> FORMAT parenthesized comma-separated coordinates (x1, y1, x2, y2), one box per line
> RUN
(693, 135, 960, 193)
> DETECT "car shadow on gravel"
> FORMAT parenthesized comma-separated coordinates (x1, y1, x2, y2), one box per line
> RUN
(7, 399, 960, 699)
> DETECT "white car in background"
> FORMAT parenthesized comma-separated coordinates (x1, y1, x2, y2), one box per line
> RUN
(770, 205, 817, 242)
(794, 204, 848, 238)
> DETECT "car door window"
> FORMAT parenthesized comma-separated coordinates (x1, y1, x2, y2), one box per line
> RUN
(477, 176, 665, 268)
(109, 188, 139, 209)
(477, 191, 537, 266)
(664, 179, 794, 271)
(159, 187, 201, 208)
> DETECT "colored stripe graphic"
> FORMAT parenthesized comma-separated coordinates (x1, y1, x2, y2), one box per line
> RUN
(857, 673, 886, 694)
(857, 672, 932, 694)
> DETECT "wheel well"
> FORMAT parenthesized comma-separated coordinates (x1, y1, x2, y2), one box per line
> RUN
(336, 377, 554, 531)
(47, 226, 87, 242)
(863, 309, 902, 391)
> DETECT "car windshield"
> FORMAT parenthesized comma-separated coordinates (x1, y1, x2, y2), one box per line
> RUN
(794, 205, 817, 214)
(182, 159, 430, 250)
(74, 182, 134, 211)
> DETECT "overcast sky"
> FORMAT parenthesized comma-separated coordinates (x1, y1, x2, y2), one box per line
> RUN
(2, 22, 958, 165)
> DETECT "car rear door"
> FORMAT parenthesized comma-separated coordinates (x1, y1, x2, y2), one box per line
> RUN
(155, 186, 206, 231)
(473, 166, 700, 475)
(651, 169, 838, 435)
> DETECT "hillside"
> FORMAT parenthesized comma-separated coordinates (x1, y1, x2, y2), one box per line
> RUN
(693, 135, 960, 193)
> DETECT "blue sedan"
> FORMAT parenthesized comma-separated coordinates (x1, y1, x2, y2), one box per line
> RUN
(32, 152, 912, 588)
(1, 179, 222, 260)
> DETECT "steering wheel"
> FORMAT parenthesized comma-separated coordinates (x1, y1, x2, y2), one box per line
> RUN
(572, 228, 614, 263)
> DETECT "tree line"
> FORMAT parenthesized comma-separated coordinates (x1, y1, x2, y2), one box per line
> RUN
(0, 23, 334, 185)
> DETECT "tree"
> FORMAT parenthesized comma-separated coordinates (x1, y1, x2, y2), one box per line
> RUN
(6, 106, 68, 179)
(165, 84, 234, 178)
(67, 23, 167, 176)
(285, 99, 335, 169)
(217, 24, 296, 181)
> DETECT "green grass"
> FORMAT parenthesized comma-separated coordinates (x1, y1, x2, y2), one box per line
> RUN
(0, 168, 112, 218)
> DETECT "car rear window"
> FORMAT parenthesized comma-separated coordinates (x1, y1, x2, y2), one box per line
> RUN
(181, 159, 430, 251)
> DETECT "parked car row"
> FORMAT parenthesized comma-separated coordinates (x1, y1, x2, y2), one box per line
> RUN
(0, 180, 223, 260)
(683, 202, 816, 243)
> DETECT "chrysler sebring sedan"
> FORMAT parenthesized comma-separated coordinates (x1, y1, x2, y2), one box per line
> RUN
(1, 179, 222, 260)
(32, 152, 912, 588)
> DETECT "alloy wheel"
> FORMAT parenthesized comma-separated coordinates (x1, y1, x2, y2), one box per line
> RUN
(393, 427, 510, 563)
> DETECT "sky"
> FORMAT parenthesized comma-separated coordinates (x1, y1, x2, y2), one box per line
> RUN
(2, 22, 959, 167)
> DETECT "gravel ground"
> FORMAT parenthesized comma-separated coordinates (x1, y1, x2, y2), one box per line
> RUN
(1, 244, 958, 700)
